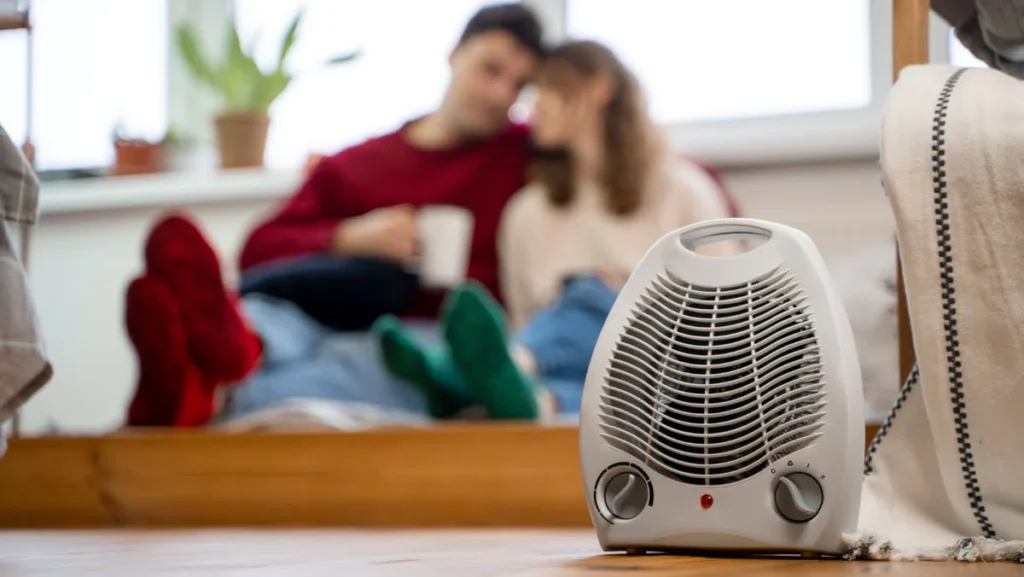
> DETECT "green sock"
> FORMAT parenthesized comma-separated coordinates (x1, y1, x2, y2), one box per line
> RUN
(442, 283, 539, 420)
(372, 315, 468, 418)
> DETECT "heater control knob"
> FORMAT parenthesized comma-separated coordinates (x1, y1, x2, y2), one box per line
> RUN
(603, 471, 649, 521)
(774, 473, 823, 523)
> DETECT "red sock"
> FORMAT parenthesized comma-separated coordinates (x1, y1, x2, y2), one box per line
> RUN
(143, 212, 261, 384)
(125, 276, 216, 428)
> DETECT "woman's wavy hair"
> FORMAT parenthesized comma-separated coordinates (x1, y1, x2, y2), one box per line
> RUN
(531, 40, 663, 216)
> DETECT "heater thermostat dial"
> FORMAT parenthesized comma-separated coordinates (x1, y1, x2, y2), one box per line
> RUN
(774, 472, 823, 523)
(603, 471, 649, 521)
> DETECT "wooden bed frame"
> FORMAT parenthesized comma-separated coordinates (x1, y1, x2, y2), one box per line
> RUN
(0, 0, 927, 529)
(894, 0, 926, 395)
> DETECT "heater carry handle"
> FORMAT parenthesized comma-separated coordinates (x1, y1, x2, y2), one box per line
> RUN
(677, 219, 774, 254)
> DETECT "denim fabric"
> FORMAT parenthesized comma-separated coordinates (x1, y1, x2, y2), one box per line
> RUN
(514, 275, 617, 413)
(221, 275, 617, 422)
(218, 295, 438, 422)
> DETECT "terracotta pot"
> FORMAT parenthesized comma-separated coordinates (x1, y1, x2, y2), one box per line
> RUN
(214, 111, 270, 169)
(113, 140, 164, 176)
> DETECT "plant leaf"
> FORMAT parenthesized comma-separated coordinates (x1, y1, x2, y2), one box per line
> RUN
(223, 22, 267, 110)
(176, 24, 219, 90)
(252, 70, 292, 111)
(325, 50, 360, 66)
(277, 10, 303, 71)
(218, 25, 245, 109)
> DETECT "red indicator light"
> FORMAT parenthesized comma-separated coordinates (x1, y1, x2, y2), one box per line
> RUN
(700, 494, 714, 509)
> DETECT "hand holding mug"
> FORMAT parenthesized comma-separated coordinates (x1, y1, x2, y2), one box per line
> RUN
(416, 206, 475, 288)
(332, 204, 420, 264)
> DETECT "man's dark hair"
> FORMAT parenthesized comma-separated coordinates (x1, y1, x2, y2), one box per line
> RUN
(458, 3, 546, 57)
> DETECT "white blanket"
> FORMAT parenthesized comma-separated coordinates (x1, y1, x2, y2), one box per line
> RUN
(215, 399, 430, 432)
(847, 64, 1024, 562)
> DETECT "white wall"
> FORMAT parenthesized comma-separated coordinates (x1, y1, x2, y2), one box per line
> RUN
(722, 159, 894, 259)
(21, 173, 286, 435)
(19, 160, 894, 435)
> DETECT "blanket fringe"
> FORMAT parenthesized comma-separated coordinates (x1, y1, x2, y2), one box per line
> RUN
(842, 533, 1024, 562)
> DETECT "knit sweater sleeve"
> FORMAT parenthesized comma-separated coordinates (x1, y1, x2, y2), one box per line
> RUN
(497, 188, 537, 330)
(664, 158, 742, 257)
(238, 155, 349, 271)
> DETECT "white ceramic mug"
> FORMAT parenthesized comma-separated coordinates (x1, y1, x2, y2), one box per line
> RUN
(416, 205, 475, 288)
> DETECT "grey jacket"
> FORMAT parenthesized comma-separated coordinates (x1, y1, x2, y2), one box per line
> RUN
(933, 0, 1024, 78)
(0, 124, 51, 433)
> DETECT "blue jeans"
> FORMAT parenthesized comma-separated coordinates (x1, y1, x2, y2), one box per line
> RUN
(226, 256, 431, 421)
(220, 275, 617, 422)
(514, 275, 618, 414)
(219, 294, 437, 422)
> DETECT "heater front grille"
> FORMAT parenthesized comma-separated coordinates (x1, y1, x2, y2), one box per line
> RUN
(597, 266, 826, 486)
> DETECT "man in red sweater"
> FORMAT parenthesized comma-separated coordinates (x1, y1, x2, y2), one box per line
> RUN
(236, 3, 543, 331)
(125, 4, 545, 427)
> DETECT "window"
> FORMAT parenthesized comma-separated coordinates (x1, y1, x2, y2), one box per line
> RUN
(233, 0, 496, 169)
(0, 0, 168, 171)
(0, 0, 896, 174)
(948, 29, 988, 69)
(565, 0, 873, 125)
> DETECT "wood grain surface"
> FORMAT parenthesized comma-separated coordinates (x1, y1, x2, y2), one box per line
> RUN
(0, 529, 1017, 576)
(0, 423, 883, 529)
(892, 0, 930, 385)
(0, 424, 590, 528)
(0, 13, 29, 31)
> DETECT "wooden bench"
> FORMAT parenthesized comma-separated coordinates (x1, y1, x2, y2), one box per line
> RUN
(0, 423, 881, 529)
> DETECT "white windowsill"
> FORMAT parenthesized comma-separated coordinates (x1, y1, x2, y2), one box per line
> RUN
(35, 121, 878, 219)
(39, 168, 303, 216)
(667, 109, 882, 168)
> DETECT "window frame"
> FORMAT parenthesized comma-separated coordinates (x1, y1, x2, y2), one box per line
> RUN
(168, 0, 231, 148)
(0, 0, 172, 173)
(167, 0, 962, 168)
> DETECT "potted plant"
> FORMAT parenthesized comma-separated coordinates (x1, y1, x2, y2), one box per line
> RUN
(176, 12, 359, 169)
(112, 123, 164, 176)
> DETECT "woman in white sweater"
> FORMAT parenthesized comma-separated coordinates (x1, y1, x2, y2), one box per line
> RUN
(374, 41, 737, 420)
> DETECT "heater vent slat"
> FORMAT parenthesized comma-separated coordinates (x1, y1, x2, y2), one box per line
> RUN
(597, 266, 826, 486)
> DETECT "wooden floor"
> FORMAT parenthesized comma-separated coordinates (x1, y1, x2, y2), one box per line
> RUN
(0, 529, 1017, 576)
(1, 424, 946, 575)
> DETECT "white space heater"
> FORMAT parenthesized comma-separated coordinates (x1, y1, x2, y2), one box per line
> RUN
(579, 218, 864, 556)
